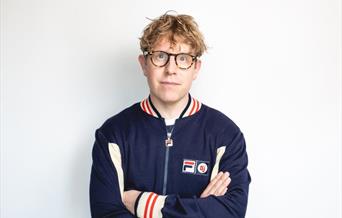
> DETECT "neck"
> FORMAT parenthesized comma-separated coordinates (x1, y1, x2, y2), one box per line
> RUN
(150, 94, 189, 120)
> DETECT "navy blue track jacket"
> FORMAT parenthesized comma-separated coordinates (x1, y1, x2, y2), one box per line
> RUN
(90, 95, 251, 218)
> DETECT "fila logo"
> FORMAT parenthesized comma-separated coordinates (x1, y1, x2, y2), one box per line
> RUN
(182, 160, 196, 173)
(182, 159, 209, 176)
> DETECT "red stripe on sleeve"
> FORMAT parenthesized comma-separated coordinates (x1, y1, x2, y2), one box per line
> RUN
(149, 194, 159, 218)
(144, 193, 155, 218)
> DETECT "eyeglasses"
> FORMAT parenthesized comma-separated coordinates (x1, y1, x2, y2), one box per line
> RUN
(144, 50, 197, 70)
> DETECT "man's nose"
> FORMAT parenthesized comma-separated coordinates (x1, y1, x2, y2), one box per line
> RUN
(165, 56, 177, 74)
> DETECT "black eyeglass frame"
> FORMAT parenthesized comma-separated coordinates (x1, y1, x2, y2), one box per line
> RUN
(143, 50, 198, 70)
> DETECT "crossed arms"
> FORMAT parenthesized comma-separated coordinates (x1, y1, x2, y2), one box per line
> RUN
(90, 130, 250, 218)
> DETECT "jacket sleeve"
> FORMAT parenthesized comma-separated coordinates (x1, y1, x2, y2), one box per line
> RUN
(90, 129, 134, 218)
(135, 131, 251, 218)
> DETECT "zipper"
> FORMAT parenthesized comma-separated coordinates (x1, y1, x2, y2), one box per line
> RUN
(162, 123, 175, 195)
(147, 95, 192, 195)
(162, 146, 170, 195)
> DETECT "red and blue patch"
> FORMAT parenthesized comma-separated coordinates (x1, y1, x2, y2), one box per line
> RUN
(182, 159, 209, 176)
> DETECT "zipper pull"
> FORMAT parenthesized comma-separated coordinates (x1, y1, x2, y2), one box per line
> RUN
(165, 132, 173, 147)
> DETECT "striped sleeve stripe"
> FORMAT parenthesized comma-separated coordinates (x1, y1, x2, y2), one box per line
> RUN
(108, 143, 124, 200)
(137, 192, 166, 218)
(144, 192, 155, 218)
(137, 192, 153, 218)
(149, 194, 158, 218)
(150, 195, 167, 218)
(210, 146, 226, 181)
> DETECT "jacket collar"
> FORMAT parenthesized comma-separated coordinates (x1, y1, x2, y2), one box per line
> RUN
(140, 93, 202, 119)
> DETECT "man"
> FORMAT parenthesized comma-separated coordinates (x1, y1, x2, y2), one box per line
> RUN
(90, 12, 251, 218)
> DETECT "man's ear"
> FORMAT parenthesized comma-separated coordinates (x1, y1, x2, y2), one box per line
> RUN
(138, 55, 148, 76)
(192, 59, 201, 80)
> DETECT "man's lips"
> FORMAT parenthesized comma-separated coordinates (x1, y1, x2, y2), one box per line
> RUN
(160, 81, 181, 85)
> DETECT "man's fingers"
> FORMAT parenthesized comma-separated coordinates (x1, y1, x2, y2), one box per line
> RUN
(224, 172, 230, 178)
(200, 172, 224, 198)
(215, 176, 231, 196)
(206, 172, 230, 197)
(200, 172, 222, 197)
(201, 172, 231, 198)
(211, 174, 229, 196)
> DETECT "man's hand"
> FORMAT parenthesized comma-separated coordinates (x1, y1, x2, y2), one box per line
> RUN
(123, 190, 141, 215)
(200, 171, 231, 198)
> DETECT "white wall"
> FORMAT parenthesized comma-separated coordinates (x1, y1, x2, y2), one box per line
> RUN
(1, 0, 341, 217)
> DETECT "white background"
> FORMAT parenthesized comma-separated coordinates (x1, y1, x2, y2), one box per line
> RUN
(1, 0, 341, 217)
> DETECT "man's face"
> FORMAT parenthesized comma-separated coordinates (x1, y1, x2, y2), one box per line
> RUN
(138, 37, 201, 105)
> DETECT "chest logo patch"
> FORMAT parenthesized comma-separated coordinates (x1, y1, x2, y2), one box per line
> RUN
(182, 159, 209, 176)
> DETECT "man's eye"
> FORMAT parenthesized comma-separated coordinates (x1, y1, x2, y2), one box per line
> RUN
(178, 55, 189, 62)
(157, 53, 166, 59)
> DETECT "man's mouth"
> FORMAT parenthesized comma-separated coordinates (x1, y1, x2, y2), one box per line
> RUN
(160, 81, 181, 85)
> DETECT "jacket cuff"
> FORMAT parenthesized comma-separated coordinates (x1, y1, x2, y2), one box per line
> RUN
(135, 192, 167, 218)
(134, 192, 144, 217)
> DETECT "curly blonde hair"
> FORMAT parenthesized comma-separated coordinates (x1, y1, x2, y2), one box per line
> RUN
(139, 12, 207, 57)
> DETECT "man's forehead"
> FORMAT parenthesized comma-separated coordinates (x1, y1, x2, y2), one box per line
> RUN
(153, 36, 193, 53)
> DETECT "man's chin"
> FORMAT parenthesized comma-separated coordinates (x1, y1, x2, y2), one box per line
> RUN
(155, 94, 186, 105)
